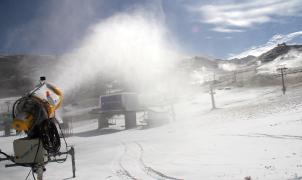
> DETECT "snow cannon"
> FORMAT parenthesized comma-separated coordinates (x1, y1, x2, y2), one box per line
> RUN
(0, 77, 76, 180)
(12, 76, 63, 136)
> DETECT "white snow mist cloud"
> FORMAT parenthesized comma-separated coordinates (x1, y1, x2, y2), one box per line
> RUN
(219, 63, 237, 71)
(54, 11, 183, 97)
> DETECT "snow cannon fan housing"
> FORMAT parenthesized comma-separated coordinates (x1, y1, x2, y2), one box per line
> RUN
(99, 93, 139, 111)
(12, 82, 63, 135)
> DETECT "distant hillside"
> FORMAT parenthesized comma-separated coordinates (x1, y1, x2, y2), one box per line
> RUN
(0, 54, 111, 101)
(1, 43, 302, 98)
(0, 55, 58, 97)
(258, 43, 302, 62)
(180, 56, 218, 70)
(228, 55, 257, 65)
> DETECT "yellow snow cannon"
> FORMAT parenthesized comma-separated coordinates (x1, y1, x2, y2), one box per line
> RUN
(12, 76, 63, 135)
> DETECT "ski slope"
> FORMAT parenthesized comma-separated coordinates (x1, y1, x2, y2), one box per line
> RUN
(1, 84, 302, 180)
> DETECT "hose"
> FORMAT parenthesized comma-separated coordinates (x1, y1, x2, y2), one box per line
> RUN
(39, 119, 61, 154)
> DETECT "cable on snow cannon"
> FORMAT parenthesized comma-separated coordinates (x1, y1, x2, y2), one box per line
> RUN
(0, 76, 76, 180)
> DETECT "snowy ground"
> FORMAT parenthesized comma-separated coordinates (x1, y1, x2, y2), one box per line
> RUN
(1, 84, 302, 180)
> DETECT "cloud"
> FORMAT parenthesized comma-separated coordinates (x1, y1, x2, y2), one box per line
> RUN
(212, 27, 243, 33)
(195, 0, 302, 33)
(229, 31, 302, 59)
(224, 36, 233, 39)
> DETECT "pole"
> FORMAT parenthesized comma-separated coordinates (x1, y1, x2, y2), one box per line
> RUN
(210, 84, 216, 109)
(209, 72, 216, 110)
(4, 114, 10, 136)
(4, 101, 11, 136)
(71, 146, 76, 178)
(5, 101, 10, 112)
(277, 67, 287, 95)
(281, 68, 286, 95)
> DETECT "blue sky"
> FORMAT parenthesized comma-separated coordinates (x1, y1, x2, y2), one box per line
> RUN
(0, 0, 302, 59)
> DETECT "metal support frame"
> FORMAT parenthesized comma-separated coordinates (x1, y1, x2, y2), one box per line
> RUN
(51, 146, 76, 178)
(98, 114, 110, 129)
(125, 111, 136, 129)
(0, 146, 76, 179)
(94, 110, 138, 130)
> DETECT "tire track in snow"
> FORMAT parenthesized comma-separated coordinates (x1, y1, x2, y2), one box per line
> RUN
(232, 133, 302, 140)
(114, 142, 155, 180)
(112, 142, 139, 180)
(113, 142, 183, 180)
(135, 142, 184, 180)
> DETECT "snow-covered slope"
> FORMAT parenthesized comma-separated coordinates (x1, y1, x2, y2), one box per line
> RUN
(257, 50, 302, 74)
(1, 84, 302, 180)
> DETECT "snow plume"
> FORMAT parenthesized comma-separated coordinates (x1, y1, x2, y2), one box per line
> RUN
(218, 63, 237, 71)
(53, 10, 184, 100)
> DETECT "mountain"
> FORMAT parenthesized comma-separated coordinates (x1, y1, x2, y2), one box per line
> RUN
(227, 44, 302, 65)
(1, 43, 302, 98)
(258, 43, 302, 62)
(228, 55, 257, 65)
(180, 56, 218, 70)
(0, 54, 58, 97)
